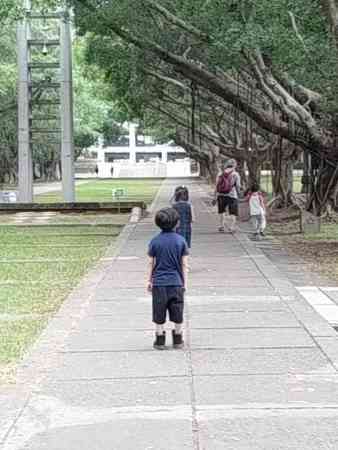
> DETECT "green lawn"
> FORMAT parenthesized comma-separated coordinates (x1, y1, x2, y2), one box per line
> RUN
(0, 224, 120, 380)
(35, 179, 163, 204)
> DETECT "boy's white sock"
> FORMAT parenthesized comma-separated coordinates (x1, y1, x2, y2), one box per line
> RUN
(174, 323, 183, 335)
(156, 324, 165, 335)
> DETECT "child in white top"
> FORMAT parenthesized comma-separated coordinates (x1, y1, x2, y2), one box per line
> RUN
(246, 184, 266, 239)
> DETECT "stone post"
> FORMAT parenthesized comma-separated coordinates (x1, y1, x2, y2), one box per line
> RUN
(60, 10, 75, 202)
(129, 123, 137, 164)
(17, 0, 33, 202)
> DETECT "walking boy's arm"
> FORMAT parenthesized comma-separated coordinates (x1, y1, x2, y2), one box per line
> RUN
(182, 255, 189, 290)
(147, 256, 155, 292)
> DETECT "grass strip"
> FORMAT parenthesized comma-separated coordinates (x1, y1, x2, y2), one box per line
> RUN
(35, 179, 163, 204)
(0, 224, 119, 381)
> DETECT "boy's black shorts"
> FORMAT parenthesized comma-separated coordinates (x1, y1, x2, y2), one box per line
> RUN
(217, 195, 238, 216)
(152, 286, 184, 324)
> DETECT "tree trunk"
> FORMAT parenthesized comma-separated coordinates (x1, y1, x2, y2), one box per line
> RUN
(246, 156, 261, 188)
(271, 146, 294, 207)
(306, 161, 338, 214)
(236, 160, 248, 191)
(301, 150, 310, 194)
(206, 155, 220, 184)
(199, 162, 208, 178)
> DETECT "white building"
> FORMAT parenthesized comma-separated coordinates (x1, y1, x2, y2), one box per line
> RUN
(76, 123, 199, 179)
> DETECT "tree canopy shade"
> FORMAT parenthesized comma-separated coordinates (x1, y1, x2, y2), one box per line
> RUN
(67, 0, 338, 212)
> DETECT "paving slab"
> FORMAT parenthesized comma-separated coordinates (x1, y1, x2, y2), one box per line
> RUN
(197, 410, 338, 450)
(7, 416, 194, 450)
(187, 286, 277, 296)
(189, 310, 299, 328)
(194, 373, 338, 406)
(78, 313, 152, 329)
(49, 351, 190, 380)
(186, 278, 271, 288)
(187, 296, 288, 313)
(64, 329, 157, 351)
(323, 290, 338, 303)
(314, 337, 338, 370)
(191, 348, 335, 375)
(35, 377, 192, 408)
(0, 391, 28, 443)
(93, 287, 148, 301)
(85, 300, 151, 316)
(190, 328, 314, 349)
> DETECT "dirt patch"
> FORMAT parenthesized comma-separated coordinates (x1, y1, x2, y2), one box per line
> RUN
(267, 208, 338, 284)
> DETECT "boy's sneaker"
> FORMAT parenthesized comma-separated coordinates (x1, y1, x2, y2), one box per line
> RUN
(172, 330, 184, 349)
(153, 332, 166, 350)
(218, 226, 225, 233)
(260, 231, 265, 237)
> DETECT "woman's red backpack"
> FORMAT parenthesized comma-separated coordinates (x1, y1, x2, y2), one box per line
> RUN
(216, 171, 234, 194)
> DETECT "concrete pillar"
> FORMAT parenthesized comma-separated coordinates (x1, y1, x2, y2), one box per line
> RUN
(60, 11, 75, 202)
(17, 0, 33, 202)
(129, 123, 137, 164)
(161, 149, 168, 163)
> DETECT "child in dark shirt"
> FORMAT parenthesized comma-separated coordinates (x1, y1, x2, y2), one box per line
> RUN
(173, 186, 194, 248)
(147, 207, 189, 350)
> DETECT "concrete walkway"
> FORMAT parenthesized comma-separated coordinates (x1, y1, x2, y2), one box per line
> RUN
(2, 179, 338, 449)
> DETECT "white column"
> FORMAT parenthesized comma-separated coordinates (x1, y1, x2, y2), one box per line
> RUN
(60, 10, 75, 202)
(17, 0, 33, 202)
(129, 123, 137, 164)
(161, 149, 168, 163)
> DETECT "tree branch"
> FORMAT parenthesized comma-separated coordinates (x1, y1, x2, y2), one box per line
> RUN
(144, 0, 210, 42)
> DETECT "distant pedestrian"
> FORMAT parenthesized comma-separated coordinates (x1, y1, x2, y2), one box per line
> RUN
(173, 186, 194, 248)
(169, 185, 185, 205)
(246, 183, 266, 239)
(214, 159, 241, 233)
(147, 207, 189, 350)
(95, 165, 99, 177)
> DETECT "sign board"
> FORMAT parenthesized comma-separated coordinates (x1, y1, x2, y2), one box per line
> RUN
(301, 211, 321, 234)
(112, 188, 127, 200)
(1, 191, 17, 203)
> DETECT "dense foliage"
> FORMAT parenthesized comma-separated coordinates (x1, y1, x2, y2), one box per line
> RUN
(68, 0, 338, 211)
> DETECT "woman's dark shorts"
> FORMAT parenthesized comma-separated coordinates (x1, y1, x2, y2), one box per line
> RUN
(152, 286, 184, 324)
(217, 195, 239, 216)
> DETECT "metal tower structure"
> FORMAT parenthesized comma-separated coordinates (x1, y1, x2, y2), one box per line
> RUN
(17, 0, 75, 202)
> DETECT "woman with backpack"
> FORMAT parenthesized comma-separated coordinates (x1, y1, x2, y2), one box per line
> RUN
(214, 159, 241, 233)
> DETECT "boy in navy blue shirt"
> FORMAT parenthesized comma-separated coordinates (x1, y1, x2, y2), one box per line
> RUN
(147, 207, 189, 350)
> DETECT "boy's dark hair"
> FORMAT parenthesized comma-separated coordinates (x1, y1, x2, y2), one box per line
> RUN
(155, 207, 179, 231)
(175, 186, 189, 202)
(251, 183, 260, 193)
